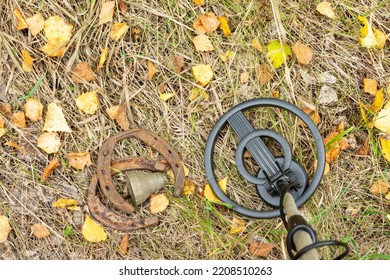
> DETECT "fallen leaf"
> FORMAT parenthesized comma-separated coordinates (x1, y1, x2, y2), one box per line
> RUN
(193, 12, 220, 35)
(386, 192, 390, 201)
(359, 99, 368, 124)
(192, 0, 205, 5)
(336, 122, 345, 133)
(106, 104, 129, 130)
(24, 98, 43, 122)
(374, 103, 390, 133)
(357, 138, 370, 156)
(272, 91, 280, 98)
(21, 50, 34, 72)
(230, 217, 246, 234)
(26, 13, 44, 37)
(31, 224, 50, 239)
(204, 177, 228, 203)
(98, 1, 115, 25)
(82, 214, 107, 242)
(218, 16, 231, 36)
(166, 164, 190, 182)
(248, 241, 275, 257)
(182, 179, 196, 195)
(170, 55, 184, 74)
(240, 72, 250, 84)
(302, 107, 321, 125)
(266, 40, 292, 69)
(316, 1, 337, 19)
(42, 103, 72, 132)
(255, 64, 273, 85)
(0, 116, 4, 128)
(189, 88, 209, 101)
(359, 16, 386, 49)
(52, 198, 78, 208)
(0, 215, 12, 242)
(72, 62, 95, 83)
(118, 0, 128, 13)
(380, 136, 390, 162)
(319, 85, 338, 105)
(324, 132, 341, 163)
(147, 60, 158, 81)
(313, 160, 330, 175)
(218, 50, 235, 62)
(192, 64, 213, 87)
(251, 38, 263, 52)
(0, 103, 12, 118)
(160, 93, 175, 102)
(192, 34, 214, 52)
(109, 22, 129, 41)
(150, 194, 169, 214)
(370, 180, 389, 195)
(14, 8, 28, 30)
(97, 47, 109, 72)
(372, 88, 384, 112)
(13, 111, 26, 128)
(40, 15, 73, 57)
(37, 132, 61, 154)
(130, 27, 141, 41)
(363, 78, 378, 96)
(75, 90, 99, 114)
(373, 28, 387, 49)
(5, 141, 27, 155)
(41, 158, 61, 182)
(67, 151, 92, 170)
(292, 41, 313, 65)
(119, 234, 129, 254)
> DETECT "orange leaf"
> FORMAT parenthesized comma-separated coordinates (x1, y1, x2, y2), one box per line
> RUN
(14, 8, 28, 30)
(357, 138, 370, 156)
(217, 16, 231, 36)
(5, 141, 27, 155)
(248, 241, 275, 257)
(147, 60, 158, 81)
(106, 104, 129, 131)
(292, 41, 313, 65)
(370, 180, 389, 195)
(67, 151, 92, 170)
(0, 103, 12, 118)
(363, 78, 378, 96)
(98, 1, 115, 25)
(192, 34, 214, 52)
(255, 64, 273, 85)
(314, 160, 330, 175)
(41, 158, 61, 183)
(0, 215, 12, 242)
(24, 98, 43, 122)
(119, 234, 129, 254)
(302, 107, 321, 126)
(251, 38, 263, 52)
(26, 13, 44, 37)
(193, 12, 220, 35)
(13, 111, 26, 128)
(37, 132, 61, 154)
(21, 50, 34, 72)
(150, 194, 169, 214)
(324, 132, 341, 163)
(72, 62, 95, 83)
(31, 223, 50, 239)
(192, 0, 205, 5)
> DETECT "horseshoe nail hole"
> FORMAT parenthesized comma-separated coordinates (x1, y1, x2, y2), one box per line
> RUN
(175, 163, 179, 168)
(154, 137, 158, 140)
(168, 150, 172, 154)
(105, 186, 110, 191)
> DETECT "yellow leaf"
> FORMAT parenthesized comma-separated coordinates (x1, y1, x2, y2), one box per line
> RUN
(31, 224, 50, 239)
(106, 104, 129, 131)
(0, 215, 12, 242)
(372, 88, 384, 112)
(82, 215, 107, 242)
(193, 12, 220, 35)
(150, 194, 169, 214)
(266, 40, 291, 69)
(13, 111, 26, 128)
(21, 50, 34, 72)
(14, 8, 28, 30)
(52, 198, 78, 208)
(358, 16, 386, 49)
(42, 103, 72, 132)
(109, 22, 129, 41)
(316, 1, 337, 19)
(370, 180, 389, 195)
(24, 98, 43, 122)
(192, 0, 205, 5)
(37, 132, 61, 154)
(204, 177, 227, 203)
(314, 160, 330, 175)
(363, 78, 378, 96)
(98, 1, 115, 25)
(240, 72, 250, 84)
(189, 88, 209, 101)
(230, 217, 246, 235)
(72, 62, 95, 83)
(386, 192, 390, 201)
(380, 137, 390, 162)
(40, 15, 73, 57)
(26, 13, 44, 37)
(147, 60, 158, 81)
(374, 105, 390, 133)
(219, 50, 235, 62)
(67, 151, 92, 170)
(192, 34, 214, 52)
(75, 90, 99, 114)
(292, 41, 313, 65)
(183, 179, 196, 196)
(97, 47, 109, 71)
(160, 93, 175, 102)
(251, 38, 263, 52)
(359, 99, 368, 124)
(192, 64, 213, 87)
(41, 158, 61, 183)
(217, 16, 231, 36)
(255, 64, 273, 85)
(166, 164, 190, 182)
(373, 28, 387, 49)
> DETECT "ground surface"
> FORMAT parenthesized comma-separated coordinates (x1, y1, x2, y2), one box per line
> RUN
(0, 0, 389, 260)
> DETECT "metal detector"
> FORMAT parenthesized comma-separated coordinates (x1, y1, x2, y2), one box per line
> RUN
(204, 98, 349, 260)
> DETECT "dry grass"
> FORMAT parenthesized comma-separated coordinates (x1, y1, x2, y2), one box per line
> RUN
(0, 0, 389, 260)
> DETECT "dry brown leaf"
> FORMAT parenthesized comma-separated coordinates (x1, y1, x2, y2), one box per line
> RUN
(21, 50, 34, 72)
(119, 0, 128, 13)
(119, 234, 129, 254)
(193, 12, 220, 35)
(302, 107, 321, 126)
(0, 215, 12, 242)
(37, 132, 61, 154)
(67, 152, 92, 170)
(316, 1, 337, 19)
(41, 15, 73, 57)
(41, 158, 61, 183)
(192, 64, 213, 87)
(240, 72, 250, 84)
(192, 34, 214, 52)
(251, 38, 263, 52)
(75, 90, 99, 115)
(292, 41, 313, 65)
(150, 194, 169, 214)
(131, 27, 141, 41)
(147, 60, 158, 81)
(52, 198, 78, 208)
(42, 103, 72, 132)
(192, 0, 205, 5)
(82, 214, 107, 242)
(98, 1, 115, 25)
(255, 64, 273, 85)
(357, 138, 370, 156)
(97, 47, 109, 72)
(363, 78, 378, 96)
(72, 62, 95, 83)
(24, 98, 43, 122)
(31, 223, 50, 239)
(0, 103, 12, 119)
(14, 8, 28, 30)
(370, 181, 389, 195)
(230, 217, 246, 235)
(5, 141, 28, 155)
(248, 241, 275, 257)
(170, 55, 184, 74)
(218, 16, 231, 36)
(106, 105, 129, 131)
(13, 111, 26, 128)
(109, 22, 129, 41)
(183, 179, 196, 195)
(26, 13, 44, 37)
